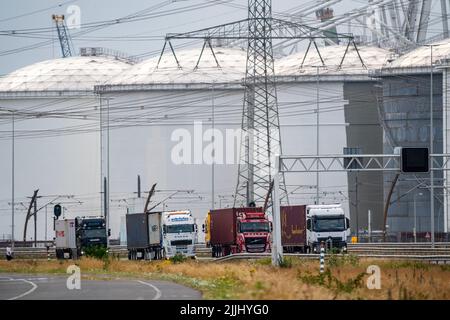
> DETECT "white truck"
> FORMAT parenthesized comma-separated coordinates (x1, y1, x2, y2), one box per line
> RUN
(306, 204, 350, 253)
(162, 210, 197, 258)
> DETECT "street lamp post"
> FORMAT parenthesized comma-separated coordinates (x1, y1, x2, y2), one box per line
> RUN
(429, 45, 436, 247)
(316, 66, 319, 204)
(413, 192, 423, 243)
(211, 83, 215, 210)
(11, 110, 15, 250)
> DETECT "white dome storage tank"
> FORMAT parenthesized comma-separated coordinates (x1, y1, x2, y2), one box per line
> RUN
(97, 47, 249, 234)
(0, 52, 132, 241)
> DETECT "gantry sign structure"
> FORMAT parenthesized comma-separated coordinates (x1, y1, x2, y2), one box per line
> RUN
(158, 0, 366, 209)
(271, 151, 450, 266)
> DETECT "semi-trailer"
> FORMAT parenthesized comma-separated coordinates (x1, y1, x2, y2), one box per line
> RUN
(209, 207, 272, 257)
(126, 211, 164, 260)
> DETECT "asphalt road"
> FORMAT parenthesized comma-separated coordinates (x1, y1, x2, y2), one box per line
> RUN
(0, 273, 202, 300)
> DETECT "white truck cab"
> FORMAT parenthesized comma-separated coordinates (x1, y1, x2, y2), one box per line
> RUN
(306, 204, 350, 253)
(162, 210, 197, 258)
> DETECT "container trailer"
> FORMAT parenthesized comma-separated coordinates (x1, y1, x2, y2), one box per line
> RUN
(126, 211, 164, 260)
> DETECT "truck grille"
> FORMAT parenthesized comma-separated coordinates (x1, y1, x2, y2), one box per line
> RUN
(171, 240, 192, 246)
(245, 237, 266, 253)
(317, 237, 344, 247)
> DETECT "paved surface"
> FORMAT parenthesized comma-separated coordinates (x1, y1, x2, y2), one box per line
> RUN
(0, 273, 202, 300)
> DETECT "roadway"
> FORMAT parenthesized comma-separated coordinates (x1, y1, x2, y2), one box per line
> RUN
(0, 273, 202, 300)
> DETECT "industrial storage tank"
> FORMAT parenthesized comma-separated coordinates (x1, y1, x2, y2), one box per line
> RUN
(0, 49, 132, 241)
(375, 39, 450, 239)
(96, 47, 248, 234)
(275, 45, 391, 236)
(99, 43, 391, 239)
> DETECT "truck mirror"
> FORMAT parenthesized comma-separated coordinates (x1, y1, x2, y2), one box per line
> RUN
(270, 222, 273, 232)
(306, 219, 311, 231)
(108, 228, 111, 237)
(345, 218, 350, 229)
(202, 224, 205, 233)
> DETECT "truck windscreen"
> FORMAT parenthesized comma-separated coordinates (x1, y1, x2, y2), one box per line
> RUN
(313, 217, 345, 232)
(240, 222, 270, 233)
(165, 224, 194, 233)
(82, 229, 106, 238)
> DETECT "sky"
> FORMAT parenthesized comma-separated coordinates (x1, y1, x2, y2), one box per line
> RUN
(0, 0, 365, 75)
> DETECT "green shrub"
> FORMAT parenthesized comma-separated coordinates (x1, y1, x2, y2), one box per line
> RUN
(170, 253, 188, 264)
(298, 269, 366, 295)
(83, 245, 108, 260)
(277, 256, 293, 268)
(327, 253, 360, 268)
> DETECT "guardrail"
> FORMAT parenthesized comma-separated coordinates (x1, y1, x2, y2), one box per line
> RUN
(2, 244, 450, 264)
(213, 252, 450, 264)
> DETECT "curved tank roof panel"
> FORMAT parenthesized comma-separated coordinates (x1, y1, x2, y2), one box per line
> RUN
(276, 45, 391, 76)
(387, 38, 450, 68)
(106, 47, 247, 86)
(0, 56, 132, 93)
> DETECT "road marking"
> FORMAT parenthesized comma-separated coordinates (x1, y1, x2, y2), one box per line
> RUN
(7, 279, 38, 300)
(136, 280, 162, 300)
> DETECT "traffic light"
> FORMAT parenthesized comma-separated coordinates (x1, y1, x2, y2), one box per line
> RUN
(401, 147, 429, 173)
(54, 204, 62, 218)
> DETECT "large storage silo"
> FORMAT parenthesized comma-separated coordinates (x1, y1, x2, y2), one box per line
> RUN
(375, 39, 450, 239)
(0, 50, 132, 240)
(96, 47, 248, 230)
(275, 45, 391, 235)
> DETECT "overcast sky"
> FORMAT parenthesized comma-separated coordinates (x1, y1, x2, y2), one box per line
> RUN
(0, 0, 365, 74)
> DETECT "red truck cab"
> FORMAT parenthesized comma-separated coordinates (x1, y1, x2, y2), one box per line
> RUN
(236, 211, 271, 253)
(210, 207, 272, 257)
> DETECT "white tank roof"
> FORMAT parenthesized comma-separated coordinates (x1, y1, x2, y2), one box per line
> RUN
(387, 38, 450, 68)
(276, 45, 391, 76)
(0, 56, 132, 93)
(106, 47, 247, 86)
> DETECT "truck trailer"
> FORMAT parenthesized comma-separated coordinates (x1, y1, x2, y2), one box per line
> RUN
(55, 216, 108, 259)
(126, 211, 164, 260)
(209, 207, 272, 257)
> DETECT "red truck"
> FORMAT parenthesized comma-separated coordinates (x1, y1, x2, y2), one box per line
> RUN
(209, 207, 272, 257)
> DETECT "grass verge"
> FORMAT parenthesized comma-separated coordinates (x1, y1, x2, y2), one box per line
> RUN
(0, 257, 449, 300)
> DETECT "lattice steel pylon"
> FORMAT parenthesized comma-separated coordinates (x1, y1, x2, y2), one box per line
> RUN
(234, 0, 288, 207)
(158, 1, 359, 209)
(52, 14, 73, 58)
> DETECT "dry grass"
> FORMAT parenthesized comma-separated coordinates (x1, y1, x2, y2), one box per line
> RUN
(0, 256, 449, 300)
